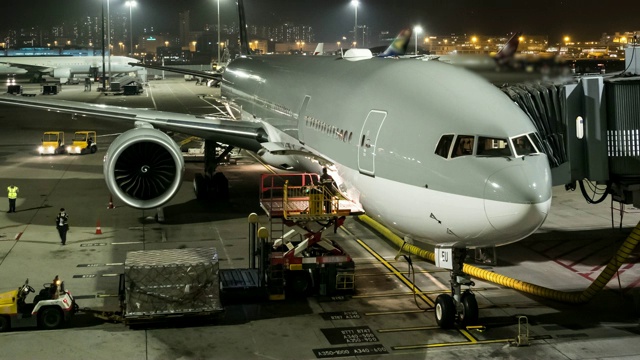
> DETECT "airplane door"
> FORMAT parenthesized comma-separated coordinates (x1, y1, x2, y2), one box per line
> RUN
(358, 110, 387, 176)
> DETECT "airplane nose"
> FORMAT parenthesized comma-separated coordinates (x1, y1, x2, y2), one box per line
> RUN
(484, 157, 551, 239)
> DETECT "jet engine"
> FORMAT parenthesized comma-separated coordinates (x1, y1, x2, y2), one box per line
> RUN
(103, 128, 184, 209)
(53, 68, 71, 79)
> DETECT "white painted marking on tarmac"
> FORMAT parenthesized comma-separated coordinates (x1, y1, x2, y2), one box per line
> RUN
(212, 227, 232, 266)
(105, 263, 124, 266)
(101, 274, 120, 277)
(148, 80, 158, 110)
(111, 241, 143, 245)
(423, 271, 449, 291)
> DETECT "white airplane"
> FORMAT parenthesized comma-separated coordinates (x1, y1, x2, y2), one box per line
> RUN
(0, 1, 551, 329)
(0, 55, 146, 83)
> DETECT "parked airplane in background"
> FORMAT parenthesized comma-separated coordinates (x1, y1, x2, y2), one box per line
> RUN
(422, 31, 522, 71)
(0, 55, 146, 83)
(0, 2, 550, 329)
(373, 28, 413, 57)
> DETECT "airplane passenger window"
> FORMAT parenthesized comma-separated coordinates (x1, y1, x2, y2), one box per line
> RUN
(476, 136, 511, 157)
(512, 135, 536, 156)
(435, 134, 454, 158)
(451, 135, 475, 158)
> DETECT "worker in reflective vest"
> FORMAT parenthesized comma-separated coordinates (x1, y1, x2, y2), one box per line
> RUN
(7, 185, 18, 213)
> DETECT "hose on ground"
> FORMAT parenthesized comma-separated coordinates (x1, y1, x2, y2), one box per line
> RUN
(358, 215, 640, 304)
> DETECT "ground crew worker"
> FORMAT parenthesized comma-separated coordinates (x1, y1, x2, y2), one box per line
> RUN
(56, 208, 69, 245)
(319, 168, 336, 214)
(7, 184, 18, 213)
(84, 77, 91, 92)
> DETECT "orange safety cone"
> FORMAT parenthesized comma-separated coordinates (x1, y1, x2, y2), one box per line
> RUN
(95, 219, 103, 235)
(107, 195, 114, 209)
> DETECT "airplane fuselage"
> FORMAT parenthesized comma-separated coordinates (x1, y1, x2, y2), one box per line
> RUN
(0, 56, 143, 80)
(222, 55, 552, 248)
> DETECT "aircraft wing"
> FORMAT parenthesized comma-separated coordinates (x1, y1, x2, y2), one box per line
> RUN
(0, 61, 52, 73)
(0, 94, 267, 152)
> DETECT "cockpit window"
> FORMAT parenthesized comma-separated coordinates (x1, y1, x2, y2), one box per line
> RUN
(452, 135, 475, 158)
(435, 134, 454, 158)
(512, 134, 536, 156)
(529, 132, 544, 154)
(476, 137, 512, 157)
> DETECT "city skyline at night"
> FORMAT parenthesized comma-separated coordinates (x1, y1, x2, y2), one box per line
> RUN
(1, 0, 638, 45)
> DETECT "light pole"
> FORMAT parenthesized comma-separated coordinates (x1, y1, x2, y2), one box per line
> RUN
(217, 0, 221, 68)
(414, 25, 422, 55)
(106, 0, 111, 86)
(351, 0, 358, 47)
(125, 1, 136, 57)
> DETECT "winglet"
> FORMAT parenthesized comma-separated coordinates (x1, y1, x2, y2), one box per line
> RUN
(237, 0, 250, 56)
(378, 28, 413, 57)
(494, 31, 522, 65)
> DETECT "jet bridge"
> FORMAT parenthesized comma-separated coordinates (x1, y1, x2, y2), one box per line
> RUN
(501, 71, 640, 209)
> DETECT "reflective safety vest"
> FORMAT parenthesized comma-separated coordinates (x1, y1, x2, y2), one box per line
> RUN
(7, 186, 18, 199)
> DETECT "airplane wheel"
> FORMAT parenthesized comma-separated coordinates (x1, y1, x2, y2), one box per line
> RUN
(39, 307, 63, 330)
(0, 315, 10, 332)
(435, 294, 455, 329)
(194, 173, 207, 200)
(286, 271, 312, 297)
(460, 291, 479, 326)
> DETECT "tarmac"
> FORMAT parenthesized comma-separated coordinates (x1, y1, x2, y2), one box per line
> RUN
(0, 76, 639, 359)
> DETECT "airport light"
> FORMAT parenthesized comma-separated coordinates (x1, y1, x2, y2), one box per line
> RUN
(351, 0, 358, 47)
(216, 0, 221, 68)
(125, 1, 137, 57)
(414, 25, 422, 55)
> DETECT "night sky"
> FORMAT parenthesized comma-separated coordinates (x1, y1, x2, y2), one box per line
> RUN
(1, 0, 637, 43)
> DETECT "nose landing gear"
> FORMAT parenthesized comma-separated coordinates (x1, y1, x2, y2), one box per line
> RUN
(434, 247, 479, 328)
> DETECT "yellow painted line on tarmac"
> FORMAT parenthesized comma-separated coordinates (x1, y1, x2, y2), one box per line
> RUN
(378, 326, 442, 333)
(353, 290, 447, 299)
(96, 294, 119, 298)
(356, 269, 448, 276)
(392, 337, 511, 350)
(343, 229, 434, 307)
(458, 329, 478, 343)
(364, 309, 427, 316)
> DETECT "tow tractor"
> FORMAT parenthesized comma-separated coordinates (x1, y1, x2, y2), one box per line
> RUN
(0, 278, 78, 332)
(38, 131, 66, 155)
(66, 131, 97, 154)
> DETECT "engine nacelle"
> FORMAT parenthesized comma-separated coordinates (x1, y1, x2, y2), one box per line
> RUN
(53, 68, 71, 80)
(103, 128, 185, 209)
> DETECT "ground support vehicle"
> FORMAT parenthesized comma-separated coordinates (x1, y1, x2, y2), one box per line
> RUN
(0, 278, 78, 332)
(255, 173, 364, 300)
(67, 131, 97, 154)
(82, 248, 224, 327)
(38, 131, 65, 155)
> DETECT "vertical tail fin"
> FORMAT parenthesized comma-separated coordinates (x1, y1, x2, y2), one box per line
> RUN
(494, 31, 521, 65)
(237, 0, 250, 55)
(378, 28, 413, 57)
(313, 43, 324, 56)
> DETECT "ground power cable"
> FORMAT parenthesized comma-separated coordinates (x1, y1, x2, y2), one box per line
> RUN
(358, 214, 640, 304)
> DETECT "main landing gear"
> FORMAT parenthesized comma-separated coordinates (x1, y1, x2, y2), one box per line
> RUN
(434, 247, 478, 328)
(193, 140, 233, 201)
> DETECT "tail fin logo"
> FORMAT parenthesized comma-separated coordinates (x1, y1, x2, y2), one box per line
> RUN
(379, 28, 413, 57)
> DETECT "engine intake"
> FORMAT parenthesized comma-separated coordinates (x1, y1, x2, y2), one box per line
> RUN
(104, 128, 184, 209)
